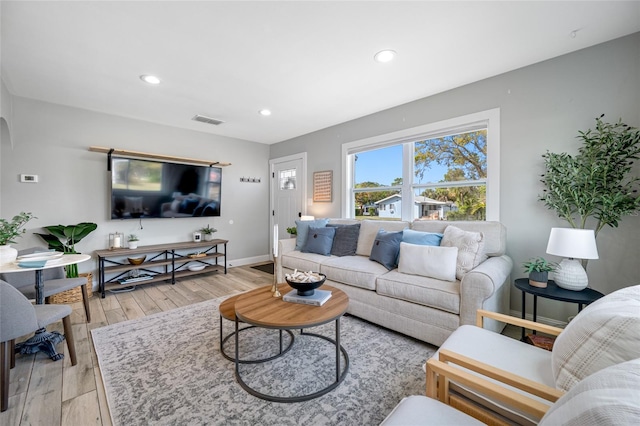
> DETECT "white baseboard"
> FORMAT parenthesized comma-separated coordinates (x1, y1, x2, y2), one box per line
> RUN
(509, 310, 567, 328)
(227, 255, 271, 268)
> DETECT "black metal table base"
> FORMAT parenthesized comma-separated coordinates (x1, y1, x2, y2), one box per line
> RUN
(234, 318, 349, 403)
(15, 328, 66, 361)
(219, 315, 295, 363)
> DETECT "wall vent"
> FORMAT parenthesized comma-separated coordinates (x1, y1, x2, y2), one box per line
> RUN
(192, 115, 224, 126)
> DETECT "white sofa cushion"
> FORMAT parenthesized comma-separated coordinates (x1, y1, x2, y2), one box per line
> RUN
(398, 242, 458, 282)
(551, 284, 640, 391)
(540, 358, 640, 426)
(355, 220, 409, 256)
(280, 250, 333, 273)
(376, 271, 460, 314)
(441, 225, 487, 280)
(320, 255, 389, 291)
(381, 395, 484, 426)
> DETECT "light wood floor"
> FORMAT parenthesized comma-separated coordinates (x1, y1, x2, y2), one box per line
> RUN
(1, 264, 271, 426)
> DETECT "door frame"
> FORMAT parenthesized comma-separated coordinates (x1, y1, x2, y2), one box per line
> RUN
(269, 152, 308, 255)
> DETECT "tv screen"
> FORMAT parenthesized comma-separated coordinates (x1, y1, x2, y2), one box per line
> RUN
(110, 157, 222, 219)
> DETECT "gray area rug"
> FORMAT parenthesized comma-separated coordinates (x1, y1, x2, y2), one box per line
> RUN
(92, 296, 436, 425)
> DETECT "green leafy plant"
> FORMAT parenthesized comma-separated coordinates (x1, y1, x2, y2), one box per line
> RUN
(540, 115, 640, 238)
(36, 222, 97, 277)
(0, 212, 36, 245)
(522, 257, 557, 273)
(199, 225, 217, 235)
(128, 234, 139, 242)
(286, 226, 297, 235)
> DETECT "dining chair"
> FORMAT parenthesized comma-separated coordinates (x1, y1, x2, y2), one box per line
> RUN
(0, 280, 77, 412)
(0, 247, 91, 322)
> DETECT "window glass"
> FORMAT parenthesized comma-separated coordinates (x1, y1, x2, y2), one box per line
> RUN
(414, 185, 486, 221)
(279, 169, 296, 190)
(354, 145, 402, 188)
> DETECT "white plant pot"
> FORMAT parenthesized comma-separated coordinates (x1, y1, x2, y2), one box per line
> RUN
(129, 242, 138, 249)
(0, 244, 18, 264)
(204, 233, 214, 241)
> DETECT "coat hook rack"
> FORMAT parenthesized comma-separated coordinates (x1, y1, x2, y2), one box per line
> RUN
(240, 177, 261, 183)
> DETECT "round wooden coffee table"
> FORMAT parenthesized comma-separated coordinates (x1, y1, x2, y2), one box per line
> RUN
(234, 283, 350, 403)
(218, 294, 294, 363)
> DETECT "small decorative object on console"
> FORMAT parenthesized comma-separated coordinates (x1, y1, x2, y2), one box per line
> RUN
(127, 234, 139, 249)
(193, 231, 202, 242)
(285, 270, 326, 296)
(127, 256, 146, 265)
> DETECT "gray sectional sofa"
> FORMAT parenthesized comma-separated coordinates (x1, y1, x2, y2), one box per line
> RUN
(277, 219, 513, 347)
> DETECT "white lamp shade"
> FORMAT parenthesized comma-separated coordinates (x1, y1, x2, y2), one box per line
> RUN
(546, 228, 599, 260)
(300, 215, 315, 221)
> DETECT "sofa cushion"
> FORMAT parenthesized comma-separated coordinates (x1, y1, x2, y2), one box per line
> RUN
(398, 242, 458, 282)
(356, 220, 409, 256)
(301, 226, 335, 256)
(327, 223, 360, 256)
(295, 219, 329, 250)
(551, 284, 640, 391)
(540, 358, 640, 426)
(376, 271, 461, 314)
(410, 220, 506, 257)
(369, 229, 403, 270)
(441, 225, 487, 280)
(320, 255, 389, 291)
(280, 250, 332, 273)
(381, 395, 485, 426)
(402, 228, 443, 246)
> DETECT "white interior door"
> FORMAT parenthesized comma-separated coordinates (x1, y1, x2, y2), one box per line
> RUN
(270, 153, 307, 255)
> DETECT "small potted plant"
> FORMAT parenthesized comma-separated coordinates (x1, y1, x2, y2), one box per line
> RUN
(0, 211, 36, 263)
(128, 234, 140, 249)
(522, 257, 557, 288)
(199, 225, 217, 241)
(286, 226, 297, 238)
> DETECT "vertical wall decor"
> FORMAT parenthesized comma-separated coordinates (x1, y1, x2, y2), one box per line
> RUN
(313, 170, 333, 202)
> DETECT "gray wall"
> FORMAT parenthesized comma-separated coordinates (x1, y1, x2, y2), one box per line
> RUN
(270, 32, 640, 323)
(0, 97, 272, 274)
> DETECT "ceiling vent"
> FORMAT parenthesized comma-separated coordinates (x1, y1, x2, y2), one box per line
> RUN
(192, 115, 224, 126)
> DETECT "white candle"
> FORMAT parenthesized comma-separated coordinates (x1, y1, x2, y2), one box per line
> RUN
(113, 235, 121, 248)
(273, 224, 279, 257)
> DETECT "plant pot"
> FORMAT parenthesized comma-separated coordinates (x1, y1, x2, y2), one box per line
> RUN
(128, 242, 139, 249)
(204, 233, 214, 241)
(0, 244, 18, 264)
(529, 271, 548, 288)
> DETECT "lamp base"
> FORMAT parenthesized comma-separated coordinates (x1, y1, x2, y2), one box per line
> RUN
(554, 258, 588, 291)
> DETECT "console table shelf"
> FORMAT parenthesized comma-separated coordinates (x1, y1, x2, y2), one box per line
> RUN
(95, 239, 228, 298)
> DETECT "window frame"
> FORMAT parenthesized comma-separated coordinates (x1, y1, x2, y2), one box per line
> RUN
(341, 108, 500, 221)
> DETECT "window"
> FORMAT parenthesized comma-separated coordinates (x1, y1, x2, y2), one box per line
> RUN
(342, 109, 500, 221)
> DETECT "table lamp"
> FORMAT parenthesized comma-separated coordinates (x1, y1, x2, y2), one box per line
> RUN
(546, 227, 599, 291)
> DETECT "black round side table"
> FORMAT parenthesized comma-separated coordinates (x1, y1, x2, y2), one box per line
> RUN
(514, 278, 604, 341)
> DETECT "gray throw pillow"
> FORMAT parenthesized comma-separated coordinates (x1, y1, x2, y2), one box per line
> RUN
(369, 229, 403, 270)
(327, 223, 361, 256)
(301, 226, 336, 256)
(295, 219, 329, 250)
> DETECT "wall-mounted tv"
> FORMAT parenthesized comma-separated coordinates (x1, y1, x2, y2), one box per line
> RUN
(110, 156, 222, 219)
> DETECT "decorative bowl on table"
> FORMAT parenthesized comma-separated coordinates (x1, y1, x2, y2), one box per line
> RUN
(188, 264, 206, 272)
(127, 256, 146, 265)
(285, 271, 326, 296)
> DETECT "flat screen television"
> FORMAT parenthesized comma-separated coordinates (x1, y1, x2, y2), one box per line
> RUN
(110, 156, 222, 219)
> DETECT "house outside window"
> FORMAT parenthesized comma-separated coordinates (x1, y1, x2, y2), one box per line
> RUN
(342, 109, 500, 222)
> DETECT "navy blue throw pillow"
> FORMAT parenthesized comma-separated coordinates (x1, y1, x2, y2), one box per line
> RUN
(369, 229, 403, 270)
(301, 226, 336, 256)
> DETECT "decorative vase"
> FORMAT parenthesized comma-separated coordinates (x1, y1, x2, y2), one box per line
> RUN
(128, 241, 138, 249)
(528, 271, 548, 288)
(204, 233, 214, 242)
(0, 244, 18, 264)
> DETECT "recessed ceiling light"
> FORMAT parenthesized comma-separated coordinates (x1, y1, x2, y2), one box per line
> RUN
(140, 74, 161, 85)
(259, 109, 272, 116)
(374, 50, 396, 63)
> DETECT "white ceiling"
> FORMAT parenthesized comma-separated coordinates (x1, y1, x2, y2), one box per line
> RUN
(2, 1, 639, 144)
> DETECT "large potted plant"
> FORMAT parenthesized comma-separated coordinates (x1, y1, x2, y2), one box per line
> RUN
(540, 115, 640, 266)
(0, 212, 35, 263)
(36, 222, 97, 277)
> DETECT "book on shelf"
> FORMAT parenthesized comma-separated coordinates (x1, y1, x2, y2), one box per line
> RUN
(119, 274, 154, 285)
(283, 289, 332, 306)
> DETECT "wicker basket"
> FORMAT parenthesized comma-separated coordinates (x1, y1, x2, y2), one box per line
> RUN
(48, 272, 93, 304)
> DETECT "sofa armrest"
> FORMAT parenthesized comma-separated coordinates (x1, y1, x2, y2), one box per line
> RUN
(426, 351, 559, 422)
(459, 255, 513, 326)
(276, 238, 297, 282)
